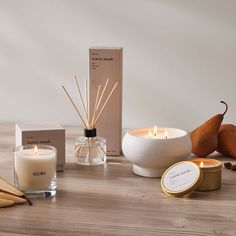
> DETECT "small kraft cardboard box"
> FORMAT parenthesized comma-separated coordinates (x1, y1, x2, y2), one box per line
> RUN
(89, 47, 122, 156)
(15, 122, 65, 171)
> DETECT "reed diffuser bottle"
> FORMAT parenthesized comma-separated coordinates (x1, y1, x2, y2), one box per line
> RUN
(75, 128, 106, 165)
(63, 75, 117, 166)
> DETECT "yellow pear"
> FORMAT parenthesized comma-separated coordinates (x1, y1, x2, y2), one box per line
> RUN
(0, 177, 24, 197)
(0, 192, 27, 204)
(0, 198, 15, 208)
(190, 101, 228, 156)
(217, 124, 236, 159)
(0, 177, 32, 205)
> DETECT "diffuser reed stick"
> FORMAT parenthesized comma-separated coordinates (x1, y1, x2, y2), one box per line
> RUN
(96, 78, 110, 111)
(91, 85, 101, 127)
(74, 74, 88, 124)
(85, 80, 90, 128)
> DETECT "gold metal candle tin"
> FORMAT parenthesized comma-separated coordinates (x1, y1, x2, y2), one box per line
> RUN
(161, 161, 203, 196)
(161, 158, 222, 196)
(189, 158, 222, 191)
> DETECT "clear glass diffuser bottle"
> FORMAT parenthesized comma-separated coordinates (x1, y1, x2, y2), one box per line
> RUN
(75, 128, 106, 165)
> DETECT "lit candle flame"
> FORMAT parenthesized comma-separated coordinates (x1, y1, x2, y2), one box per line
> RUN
(154, 126, 157, 136)
(34, 145, 38, 156)
(148, 130, 152, 139)
(200, 161, 204, 168)
(165, 130, 168, 139)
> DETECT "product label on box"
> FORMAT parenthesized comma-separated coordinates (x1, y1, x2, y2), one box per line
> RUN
(26, 137, 51, 145)
(91, 52, 114, 70)
(163, 162, 199, 192)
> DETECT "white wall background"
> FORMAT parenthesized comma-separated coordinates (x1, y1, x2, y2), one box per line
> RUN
(0, 0, 235, 131)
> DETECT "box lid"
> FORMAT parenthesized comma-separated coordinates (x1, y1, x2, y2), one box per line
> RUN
(15, 122, 64, 131)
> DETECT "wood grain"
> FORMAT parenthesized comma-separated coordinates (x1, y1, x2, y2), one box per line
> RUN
(0, 122, 236, 236)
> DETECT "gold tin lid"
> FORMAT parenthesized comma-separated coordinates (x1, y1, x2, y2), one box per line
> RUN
(161, 161, 203, 196)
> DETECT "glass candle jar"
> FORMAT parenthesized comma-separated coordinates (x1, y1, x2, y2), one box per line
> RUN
(75, 128, 106, 165)
(13, 145, 57, 198)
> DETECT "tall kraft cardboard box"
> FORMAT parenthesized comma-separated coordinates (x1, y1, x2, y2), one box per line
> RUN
(89, 47, 122, 156)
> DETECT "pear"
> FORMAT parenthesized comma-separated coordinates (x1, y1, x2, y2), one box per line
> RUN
(217, 124, 236, 159)
(0, 198, 15, 208)
(190, 101, 228, 156)
(0, 177, 32, 205)
(0, 192, 27, 204)
(0, 177, 24, 196)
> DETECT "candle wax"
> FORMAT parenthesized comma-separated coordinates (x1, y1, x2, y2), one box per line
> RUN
(130, 127, 187, 139)
(192, 160, 221, 168)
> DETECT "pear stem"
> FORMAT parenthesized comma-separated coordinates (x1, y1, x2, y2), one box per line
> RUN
(221, 101, 228, 116)
(23, 195, 32, 206)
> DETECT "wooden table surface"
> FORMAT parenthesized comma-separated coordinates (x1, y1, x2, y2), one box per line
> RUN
(0, 122, 236, 236)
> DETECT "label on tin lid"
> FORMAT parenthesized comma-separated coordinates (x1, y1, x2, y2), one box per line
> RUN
(161, 161, 203, 196)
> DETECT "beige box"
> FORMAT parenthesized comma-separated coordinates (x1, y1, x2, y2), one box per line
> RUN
(89, 47, 122, 156)
(15, 122, 65, 171)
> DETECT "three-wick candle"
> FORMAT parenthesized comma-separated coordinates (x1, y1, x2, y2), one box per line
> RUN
(122, 126, 192, 177)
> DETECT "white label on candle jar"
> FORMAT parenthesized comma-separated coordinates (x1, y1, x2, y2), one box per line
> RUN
(162, 162, 199, 192)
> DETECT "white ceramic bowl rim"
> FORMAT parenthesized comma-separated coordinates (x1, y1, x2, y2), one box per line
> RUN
(128, 127, 188, 140)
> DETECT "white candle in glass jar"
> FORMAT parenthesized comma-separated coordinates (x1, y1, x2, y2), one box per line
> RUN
(14, 145, 56, 189)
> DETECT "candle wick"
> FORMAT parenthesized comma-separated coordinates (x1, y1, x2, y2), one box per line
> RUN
(34, 146, 38, 156)
(165, 136, 167, 139)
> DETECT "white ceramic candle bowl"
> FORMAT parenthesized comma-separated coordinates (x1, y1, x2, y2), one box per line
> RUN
(122, 127, 192, 177)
